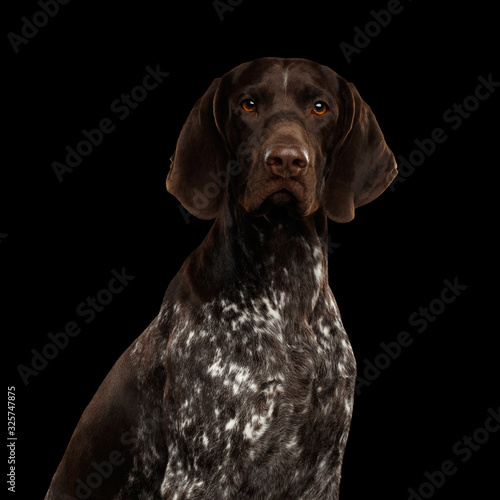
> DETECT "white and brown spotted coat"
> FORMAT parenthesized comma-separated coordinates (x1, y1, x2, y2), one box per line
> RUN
(123, 210, 356, 499)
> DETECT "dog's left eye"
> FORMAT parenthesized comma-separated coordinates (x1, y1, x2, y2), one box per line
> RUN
(241, 99, 257, 113)
(312, 101, 328, 115)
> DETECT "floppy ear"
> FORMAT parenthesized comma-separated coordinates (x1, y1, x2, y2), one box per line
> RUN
(166, 78, 228, 220)
(324, 78, 397, 223)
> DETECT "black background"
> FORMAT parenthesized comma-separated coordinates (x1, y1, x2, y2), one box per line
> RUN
(4, 0, 498, 498)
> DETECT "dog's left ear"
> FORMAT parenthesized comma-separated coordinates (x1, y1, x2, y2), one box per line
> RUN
(167, 78, 228, 220)
(324, 76, 398, 223)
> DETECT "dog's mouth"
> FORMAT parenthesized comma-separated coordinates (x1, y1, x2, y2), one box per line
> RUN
(244, 180, 309, 217)
(268, 188, 296, 205)
(255, 188, 298, 216)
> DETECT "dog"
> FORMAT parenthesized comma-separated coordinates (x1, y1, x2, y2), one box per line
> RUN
(45, 57, 397, 499)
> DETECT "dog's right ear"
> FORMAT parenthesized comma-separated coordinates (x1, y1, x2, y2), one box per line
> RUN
(167, 78, 228, 220)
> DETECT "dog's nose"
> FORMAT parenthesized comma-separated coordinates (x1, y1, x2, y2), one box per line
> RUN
(265, 145, 309, 177)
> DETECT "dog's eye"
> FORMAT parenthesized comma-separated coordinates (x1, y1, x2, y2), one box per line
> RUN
(241, 99, 257, 113)
(312, 101, 328, 115)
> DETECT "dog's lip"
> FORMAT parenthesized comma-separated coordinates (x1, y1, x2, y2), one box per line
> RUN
(267, 189, 296, 206)
(261, 179, 305, 203)
(245, 178, 307, 214)
(273, 188, 293, 196)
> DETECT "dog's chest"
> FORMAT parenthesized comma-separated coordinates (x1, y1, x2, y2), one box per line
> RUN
(162, 284, 356, 497)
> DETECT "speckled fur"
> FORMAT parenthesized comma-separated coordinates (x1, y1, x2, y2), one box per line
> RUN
(116, 210, 357, 500)
(45, 57, 397, 500)
(45, 178, 357, 500)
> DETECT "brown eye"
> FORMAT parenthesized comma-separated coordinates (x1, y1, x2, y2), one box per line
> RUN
(312, 101, 328, 115)
(241, 99, 257, 113)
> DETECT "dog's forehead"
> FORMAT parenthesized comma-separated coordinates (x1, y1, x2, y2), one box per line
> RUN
(226, 58, 331, 97)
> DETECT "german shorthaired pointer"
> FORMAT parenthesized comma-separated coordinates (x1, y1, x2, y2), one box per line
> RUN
(46, 57, 397, 499)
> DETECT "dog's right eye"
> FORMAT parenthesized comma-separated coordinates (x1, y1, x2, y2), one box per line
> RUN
(241, 99, 257, 113)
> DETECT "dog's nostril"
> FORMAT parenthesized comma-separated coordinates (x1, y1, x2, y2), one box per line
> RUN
(266, 156, 283, 166)
(292, 157, 308, 168)
(265, 145, 308, 177)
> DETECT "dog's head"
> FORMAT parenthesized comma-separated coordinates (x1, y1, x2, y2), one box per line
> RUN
(167, 57, 397, 223)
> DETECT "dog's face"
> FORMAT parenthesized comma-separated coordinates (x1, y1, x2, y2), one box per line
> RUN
(168, 57, 397, 223)
(218, 58, 340, 218)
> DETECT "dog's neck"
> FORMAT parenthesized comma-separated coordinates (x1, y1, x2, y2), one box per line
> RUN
(183, 200, 330, 318)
